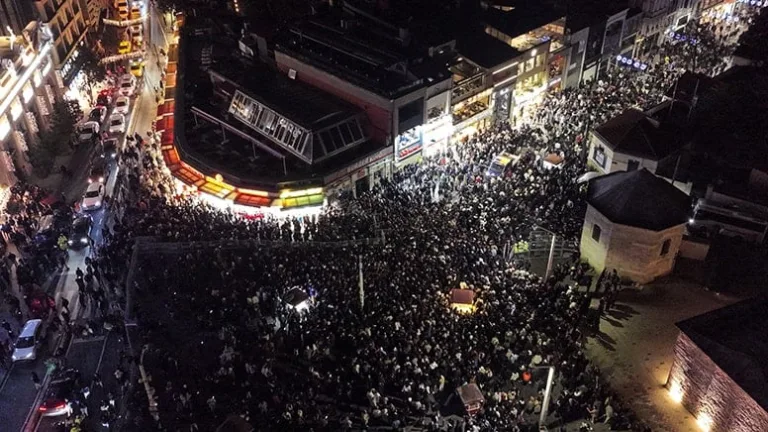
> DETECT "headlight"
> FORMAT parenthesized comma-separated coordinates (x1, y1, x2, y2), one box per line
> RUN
(80, 238, 88, 244)
(94, 201, 101, 207)
(68, 240, 73, 245)
(99, 177, 104, 182)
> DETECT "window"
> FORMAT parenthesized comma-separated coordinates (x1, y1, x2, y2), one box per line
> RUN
(660, 239, 671, 257)
(593, 145, 606, 168)
(592, 224, 602, 242)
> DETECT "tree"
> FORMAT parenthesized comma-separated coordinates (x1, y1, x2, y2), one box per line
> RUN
(79, 47, 107, 105)
(737, 7, 768, 66)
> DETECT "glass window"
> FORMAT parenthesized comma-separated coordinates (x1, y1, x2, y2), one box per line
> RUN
(525, 58, 535, 72)
(535, 54, 545, 68)
(592, 224, 602, 242)
(593, 146, 606, 168)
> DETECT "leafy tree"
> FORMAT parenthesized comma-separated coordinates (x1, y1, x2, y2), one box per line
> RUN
(42, 100, 80, 155)
(79, 47, 107, 105)
(28, 144, 54, 178)
(737, 7, 768, 66)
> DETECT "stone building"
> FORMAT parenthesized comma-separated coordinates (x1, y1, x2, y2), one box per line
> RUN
(667, 298, 768, 432)
(580, 168, 690, 283)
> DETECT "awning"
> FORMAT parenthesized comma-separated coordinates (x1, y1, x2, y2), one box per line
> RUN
(161, 146, 181, 167)
(156, 115, 174, 133)
(165, 73, 177, 89)
(199, 180, 233, 198)
(166, 63, 177, 74)
(234, 193, 273, 207)
(279, 193, 324, 209)
(156, 100, 175, 118)
(173, 164, 204, 186)
(161, 129, 174, 147)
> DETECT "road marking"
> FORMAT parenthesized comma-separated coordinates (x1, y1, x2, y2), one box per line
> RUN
(0, 362, 16, 394)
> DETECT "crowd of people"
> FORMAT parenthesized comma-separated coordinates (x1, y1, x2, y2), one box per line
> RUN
(0, 10, 746, 432)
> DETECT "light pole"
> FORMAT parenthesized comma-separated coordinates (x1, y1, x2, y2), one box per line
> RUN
(535, 225, 558, 281)
(537, 365, 557, 431)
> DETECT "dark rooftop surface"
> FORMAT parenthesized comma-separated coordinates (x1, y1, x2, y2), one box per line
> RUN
(457, 29, 523, 68)
(175, 18, 389, 190)
(593, 106, 686, 161)
(212, 56, 360, 131)
(481, 0, 562, 38)
(564, 0, 629, 32)
(587, 169, 690, 231)
(676, 297, 768, 412)
(274, 11, 449, 99)
(665, 71, 720, 105)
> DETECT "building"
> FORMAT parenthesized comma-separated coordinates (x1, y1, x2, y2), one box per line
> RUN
(562, 1, 637, 88)
(587, 101, 688, 178)
(0, 0, 34, 36)
(630, 0, 677, 55)
(580, 169, 690, 283)
(667, 298, 768, 432)
(0, 22, 61, 182)
(32, 0, 90, 86)
(85, 0, 105, 30)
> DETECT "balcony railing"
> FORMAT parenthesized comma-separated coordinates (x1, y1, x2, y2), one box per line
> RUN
(451, 73, 485, 104)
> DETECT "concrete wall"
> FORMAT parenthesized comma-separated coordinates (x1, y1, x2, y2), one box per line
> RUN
(580, 204, 684, 283)
(679, 237, 710, 261)
(667, 332, 768, 432)
(588, 131, 659, 174)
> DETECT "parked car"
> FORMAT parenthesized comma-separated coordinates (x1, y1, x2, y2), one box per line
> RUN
(81, 182, 105, 211)
(118, 4, 129, 20)
(118, 40, 131, 54)
(67, 215, 93, 249)
(119, 75, 136, 96)
(108, 113, 126, 135)
(78, 121, 100, 144)
(88, 105, 107, 124)
(129, 59, 144, 77)
(130, 6, 141, 20)
(129, 24, 143, 45)
(114, 95, 130, 115)
(11, 319, 44, 362)
(96, 90, 113, 107)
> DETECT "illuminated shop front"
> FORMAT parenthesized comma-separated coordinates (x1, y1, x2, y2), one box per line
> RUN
(395, 125, 423, 166)
(421, 114, 454, 157)
(452, 89, 492, 143)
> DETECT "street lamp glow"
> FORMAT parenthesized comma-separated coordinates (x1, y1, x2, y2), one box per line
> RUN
(668, 381, 683, 403)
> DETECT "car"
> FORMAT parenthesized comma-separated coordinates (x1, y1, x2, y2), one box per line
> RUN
(118, 4, 129, 20)
(130, 6, 141, 20)
(88, 105, 107, 123)
(39, 375, 77, 417)
(108, 113, 126, 134)
(67, 215, 93, 249)
(81, 182, 105, 211)
(100, 138, 119, 160)
(96, 90, 113, 107)
(119, 76, 136, 96)
(12, 319, 44, 362)
(78, 121, 100, 144)
(129, 59, 144, 77)
(114, 95, 130, 115)
(118, 40, 131, 55)
(129, 24, 143, 45)
(89, 158, 110, 184)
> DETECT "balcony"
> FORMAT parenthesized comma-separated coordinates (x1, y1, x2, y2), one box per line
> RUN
(451, 73, 486, 104)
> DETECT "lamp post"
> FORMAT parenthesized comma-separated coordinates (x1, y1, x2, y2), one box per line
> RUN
(535, 225, 558, 281)
(537, 365, 557, 431)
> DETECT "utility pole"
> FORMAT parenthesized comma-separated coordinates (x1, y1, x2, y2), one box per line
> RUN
(538, 366, 556, 430)
(545, 233, 557, 280)
(358, 254, 364, 311)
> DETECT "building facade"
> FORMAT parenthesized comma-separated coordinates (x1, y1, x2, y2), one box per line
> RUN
(0, 22, 62, 182)
(33, 0, 90, 86)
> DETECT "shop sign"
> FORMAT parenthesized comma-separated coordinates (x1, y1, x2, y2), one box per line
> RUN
(395, 125, 423, 162)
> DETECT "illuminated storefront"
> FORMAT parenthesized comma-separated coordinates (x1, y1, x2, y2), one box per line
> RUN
(452, 89, 493, 143)
(421, 114, 454, 157)
(395, 125, 423, 165)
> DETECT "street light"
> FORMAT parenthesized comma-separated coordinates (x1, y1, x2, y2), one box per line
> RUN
(535, 365, 557, 431)
(534, 225, 558, 281)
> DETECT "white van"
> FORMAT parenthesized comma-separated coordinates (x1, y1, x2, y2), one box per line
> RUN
(12, 319, 44, 362)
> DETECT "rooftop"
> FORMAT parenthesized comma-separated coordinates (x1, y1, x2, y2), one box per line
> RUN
(481, 0, 563, 44)
(676, 297, 768, 412)
(274, 11, 449, 99)
(587, 169, 691, 231)
(456, 29, 523, 69)
(593, 105, 686, 161)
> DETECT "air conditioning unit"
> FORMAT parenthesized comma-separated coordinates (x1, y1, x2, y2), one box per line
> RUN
(288, 69, 297, 80)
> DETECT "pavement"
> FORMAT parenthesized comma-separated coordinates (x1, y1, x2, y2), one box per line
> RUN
(584, 279, 740, 432)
